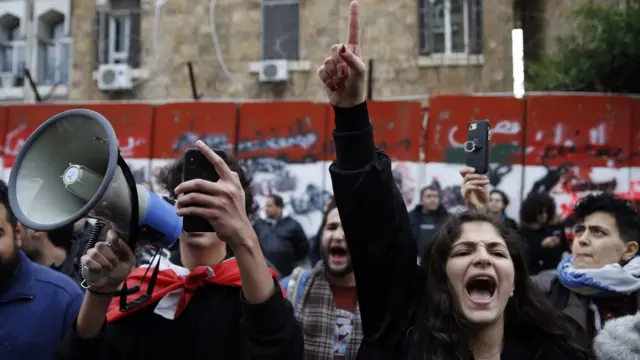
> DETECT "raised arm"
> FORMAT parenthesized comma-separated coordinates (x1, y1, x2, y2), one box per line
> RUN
(317, 2, 422, 356)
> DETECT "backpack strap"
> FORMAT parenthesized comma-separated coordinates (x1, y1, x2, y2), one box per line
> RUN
(293, 269, 313, 305)
(283, 267, 314, 307)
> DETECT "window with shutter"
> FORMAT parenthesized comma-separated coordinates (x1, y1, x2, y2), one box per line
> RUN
(36, 18, 71, 85)
(261, 0, 300, 61)
(418, 0, 483, 56)
(0, 18, 25, 87)
(95, 0, 141, 68)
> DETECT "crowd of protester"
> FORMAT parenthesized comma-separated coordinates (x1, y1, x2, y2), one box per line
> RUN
(2, 1, 640, 359)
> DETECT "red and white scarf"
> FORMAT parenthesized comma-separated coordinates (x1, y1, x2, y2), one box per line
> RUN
(106, 256, 282, 323)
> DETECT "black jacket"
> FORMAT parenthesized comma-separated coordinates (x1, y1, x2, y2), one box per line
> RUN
(55, 279, 302, 360)
(328, 102, 588, 360)
(253, 217, 309, 277)
(408, 205, 448, 259)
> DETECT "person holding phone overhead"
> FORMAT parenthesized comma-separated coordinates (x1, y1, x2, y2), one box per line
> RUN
(318, 2, 588, 359)
(56, 141, 303, 360)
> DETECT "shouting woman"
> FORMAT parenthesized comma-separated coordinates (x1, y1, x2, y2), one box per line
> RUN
(317, 1, 589, 359)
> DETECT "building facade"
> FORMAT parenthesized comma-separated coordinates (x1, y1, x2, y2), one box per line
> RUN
(0, 0, 612, 103)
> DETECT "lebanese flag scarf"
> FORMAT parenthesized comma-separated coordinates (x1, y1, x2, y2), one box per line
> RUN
(106, 256, 283, 323)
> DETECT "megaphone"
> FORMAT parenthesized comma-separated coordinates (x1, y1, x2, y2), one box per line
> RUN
(7, 109, 183, 278)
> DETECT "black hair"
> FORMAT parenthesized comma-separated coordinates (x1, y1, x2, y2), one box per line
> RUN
(574, 193, 640, 244)
(519, 193, 556, 224)
(47, 223, 75, 252)
(411, 211, 587, 359)
(313, 197, 337, 258)
(490, 189, 510, 208)
(269, 194, 284, 208)
(420, 185, 440, 198)
(155, 155, 255, 216)
(0, 180, 17, 230)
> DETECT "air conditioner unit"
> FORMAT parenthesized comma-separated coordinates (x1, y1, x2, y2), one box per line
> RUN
(0, 73, 15, 89)
(97, 64, 133, 91)
(258, 60, 289, 83)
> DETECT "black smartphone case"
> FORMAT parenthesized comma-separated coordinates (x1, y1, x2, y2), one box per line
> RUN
(181, 148, 226, 233)
(465, 120, 491, 174)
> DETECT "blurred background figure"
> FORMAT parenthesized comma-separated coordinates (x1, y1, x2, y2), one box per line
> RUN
(254, 194, 309, 277)
(409, 185, 449, 263)
(519, 193, 570, 275)
(488, 189, 518, 230)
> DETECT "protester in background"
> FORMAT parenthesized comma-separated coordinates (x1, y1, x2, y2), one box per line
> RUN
(534, 194, 640, 347)
(56, 142, 302, 360)
(0, 180, 82, 359)
(281, 199, 362, 359)
(19, 222, 79, 284)
(307, 196, 336, 266)
(518, 192, 570, 275)
(316, 2, 588, 358)
(254, 194, 309, 277)
(488, 189, 518, 230)
(409, 185, 449, 263)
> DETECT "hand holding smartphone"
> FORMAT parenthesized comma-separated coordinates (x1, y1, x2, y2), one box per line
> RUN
(465, 120, 491, 174)
(181, 148, 227, 233)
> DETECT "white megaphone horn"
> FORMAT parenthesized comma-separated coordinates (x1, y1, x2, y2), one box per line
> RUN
(7, 109, 182, 285)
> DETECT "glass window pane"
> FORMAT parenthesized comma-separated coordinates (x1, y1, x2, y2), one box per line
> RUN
(45, 44, 56, 84)
(432, 0, 445, 53)
(1, 46, 12, 72)
(9, 25, 19, 41)
(16, 44, 24, 75)
(450, 0, 466, 53)
(59, 43, 70, 84)
(52, 21, 64, 39)
(114, 17, 127, 52)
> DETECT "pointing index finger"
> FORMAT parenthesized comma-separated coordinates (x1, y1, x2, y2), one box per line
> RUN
(347, 0, 360, 46)
(196, 140, 230, 180)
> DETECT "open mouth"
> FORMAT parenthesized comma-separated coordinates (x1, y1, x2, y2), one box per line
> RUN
(328, 246, 348, 260)
(188, 232, 207, 238)
(465, 276, 497, 303)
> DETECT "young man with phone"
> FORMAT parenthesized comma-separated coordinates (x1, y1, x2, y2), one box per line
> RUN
(56, 141, 303, 359)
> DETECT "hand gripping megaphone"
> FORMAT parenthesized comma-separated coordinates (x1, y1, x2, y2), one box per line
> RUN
(7, 109, 183, 286)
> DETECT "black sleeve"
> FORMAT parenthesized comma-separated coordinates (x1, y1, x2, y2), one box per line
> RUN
(240, 279, 303, 360)
(558, 226, 570, 253)
(329, 102, 423, 357)
(55, 319, 110, 360)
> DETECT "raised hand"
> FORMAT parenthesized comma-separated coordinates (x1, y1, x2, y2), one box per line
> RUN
(317, 0, 367, 108)
(174, 140, 254, 248)
(459, 166, 490, 211)
(81, 230, 136, 293)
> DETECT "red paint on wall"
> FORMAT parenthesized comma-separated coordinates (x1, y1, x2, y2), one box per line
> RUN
(238, 102, 328, 162)
(425, 95, 525, 164)
(325, 101, 423, 161)
(525, 95, 632, 168)
(152, 102, 238, 159)
(4, 104, 153, 167)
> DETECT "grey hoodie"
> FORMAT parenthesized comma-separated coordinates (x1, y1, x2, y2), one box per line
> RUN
(593, 311, 640, 360)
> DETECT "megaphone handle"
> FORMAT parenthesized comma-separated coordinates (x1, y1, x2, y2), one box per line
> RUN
(84, 269, 105, 285)
(78, 220, 109, 286)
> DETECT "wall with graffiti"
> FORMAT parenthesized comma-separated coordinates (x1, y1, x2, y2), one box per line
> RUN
(1, 94, 639, 238)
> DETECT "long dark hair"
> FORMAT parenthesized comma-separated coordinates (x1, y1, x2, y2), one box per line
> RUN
(410, 212, 586, 359)
(310, 198, 337, 264)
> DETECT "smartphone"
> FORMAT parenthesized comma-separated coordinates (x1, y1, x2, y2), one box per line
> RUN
(465, 120, 491, 174)
(181, 148, 227, 233)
